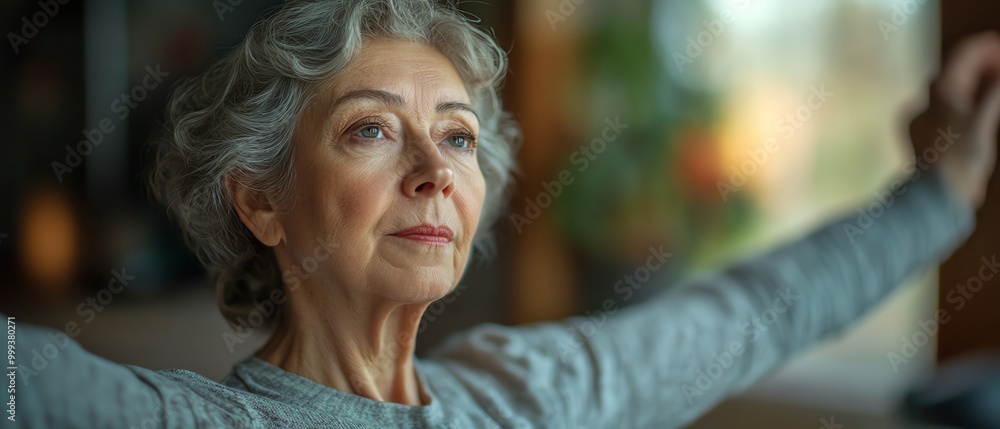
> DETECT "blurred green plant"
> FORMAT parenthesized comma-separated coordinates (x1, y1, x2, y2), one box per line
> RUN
(551, 0, 758, 270)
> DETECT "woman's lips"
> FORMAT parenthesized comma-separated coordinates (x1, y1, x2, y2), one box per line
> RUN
(391, 225, 454, 244)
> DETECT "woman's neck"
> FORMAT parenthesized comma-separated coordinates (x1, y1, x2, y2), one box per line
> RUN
(254, 291, 431, 406)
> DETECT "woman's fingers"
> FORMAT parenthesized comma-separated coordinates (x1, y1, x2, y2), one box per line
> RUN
(911, 31, 1000, 209)
(974, 82, 1000, 136)
(936, 31, 1000, 113)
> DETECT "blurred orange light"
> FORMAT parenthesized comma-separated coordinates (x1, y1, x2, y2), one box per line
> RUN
(19, 186, 80, 296)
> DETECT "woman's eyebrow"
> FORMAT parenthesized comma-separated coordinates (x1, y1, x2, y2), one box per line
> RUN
(437, 101, 479, 123)
(330, 89, 478, 122)
(330, 89, 405, 112)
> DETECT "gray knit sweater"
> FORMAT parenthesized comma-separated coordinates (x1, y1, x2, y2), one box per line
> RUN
(8, 168, 975, 428)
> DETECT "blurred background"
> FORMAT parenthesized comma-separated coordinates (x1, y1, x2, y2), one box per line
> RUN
(1, 0, 999, 428)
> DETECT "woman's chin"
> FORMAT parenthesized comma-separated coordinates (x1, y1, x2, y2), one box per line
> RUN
(375, 266, 459, 303)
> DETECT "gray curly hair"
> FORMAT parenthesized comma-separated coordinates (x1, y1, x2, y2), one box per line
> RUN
(148, 0, 520, 328)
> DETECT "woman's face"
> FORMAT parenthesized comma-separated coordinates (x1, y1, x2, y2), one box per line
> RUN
(278, 39, 485, 303)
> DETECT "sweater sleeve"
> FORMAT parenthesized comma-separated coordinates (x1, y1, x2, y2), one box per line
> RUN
(5, 313, 257, 428)
(426, 167, 976, 429)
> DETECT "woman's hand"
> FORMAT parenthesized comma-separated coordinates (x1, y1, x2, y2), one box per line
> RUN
(910, 31, 1000, 209)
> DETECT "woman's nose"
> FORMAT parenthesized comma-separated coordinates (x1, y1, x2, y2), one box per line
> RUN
(403, 146, 455, 199)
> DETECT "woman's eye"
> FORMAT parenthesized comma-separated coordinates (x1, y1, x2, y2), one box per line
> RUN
(446, 135, 471, 148)
(357, 126, 383, 139)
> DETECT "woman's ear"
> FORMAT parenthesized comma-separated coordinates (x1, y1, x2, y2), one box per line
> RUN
(229, 177, 285, 247)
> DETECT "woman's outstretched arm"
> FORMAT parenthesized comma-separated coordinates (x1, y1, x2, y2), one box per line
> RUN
(6, 311, 259, 428)
(425, 32, 1000, 429)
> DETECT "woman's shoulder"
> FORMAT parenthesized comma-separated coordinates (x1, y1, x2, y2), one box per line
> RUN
(149, 361, 335, 427)
(152, 365, 246, 393)
(150, 359, 267, 407)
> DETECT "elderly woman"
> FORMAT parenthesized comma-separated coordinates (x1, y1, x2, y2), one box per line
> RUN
(10, 0, 1000, 427)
